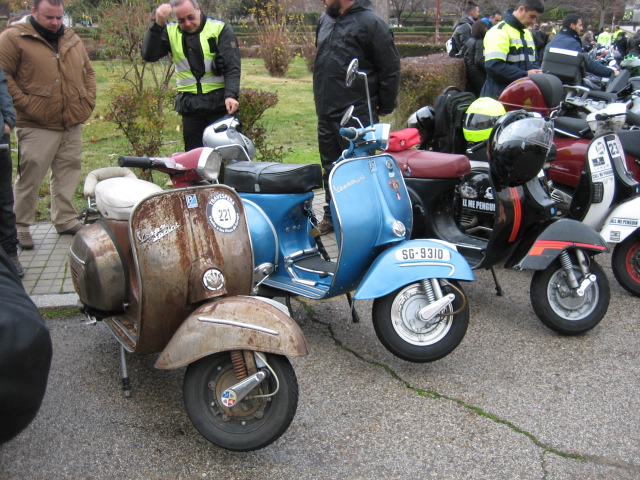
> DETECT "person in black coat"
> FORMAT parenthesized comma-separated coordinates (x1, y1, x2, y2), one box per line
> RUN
(546, 14, 618, 80)
(0, 248, 52, 444)
(464, 20, 488, 96)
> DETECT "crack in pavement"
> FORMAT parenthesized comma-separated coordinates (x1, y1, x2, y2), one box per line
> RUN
(295, 298, 640, 476)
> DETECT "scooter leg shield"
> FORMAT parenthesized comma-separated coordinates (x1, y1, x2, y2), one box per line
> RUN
(599, 198, 640, 244)
(155, 296, 308, 370)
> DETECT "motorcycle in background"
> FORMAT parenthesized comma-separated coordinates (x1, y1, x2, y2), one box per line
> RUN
(390, 110, 611, 335)
(70, 159, 307, 451)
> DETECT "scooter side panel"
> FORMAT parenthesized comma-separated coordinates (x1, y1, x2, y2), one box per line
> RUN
(241, 193, 316, 259)
(354, 239, 475, 300)
(328, 154, 413, 296)
(599, 197, 640, 243)
(155, 296, 308, 369)
(130, 185, 254, 354)
(506, 218, 609, 271)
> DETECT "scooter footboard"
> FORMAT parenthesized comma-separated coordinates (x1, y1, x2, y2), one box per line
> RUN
(507, 218, 609, 271)
(354, 239, 475, 300)
(155, 296, 308, 370)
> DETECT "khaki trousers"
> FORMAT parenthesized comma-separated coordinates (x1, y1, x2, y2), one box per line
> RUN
(13, 125, 83, 233)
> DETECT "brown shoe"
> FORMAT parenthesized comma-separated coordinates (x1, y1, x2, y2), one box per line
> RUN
(58, 224, 84, 235)
(18, 232, 34, 250)
(318, 219, 334, 234)
(9, 253, 25, 278)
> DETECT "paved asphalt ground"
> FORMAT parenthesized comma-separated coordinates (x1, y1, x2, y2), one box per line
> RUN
(1, 210, 639, 478)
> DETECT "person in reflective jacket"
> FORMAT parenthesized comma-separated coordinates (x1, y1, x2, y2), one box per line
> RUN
(480, 0, 544, 99)
(142, 0, 241, 151)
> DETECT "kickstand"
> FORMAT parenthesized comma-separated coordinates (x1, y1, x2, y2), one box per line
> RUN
(119, 344, 131, 397)
(346, 292, 361, 323)
(490, 267, 503, 296)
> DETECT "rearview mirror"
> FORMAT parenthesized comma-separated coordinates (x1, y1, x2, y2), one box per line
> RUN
(346, 58, 359, 87)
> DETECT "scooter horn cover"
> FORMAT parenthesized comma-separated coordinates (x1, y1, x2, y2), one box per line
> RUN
(488, 110, 553, 188)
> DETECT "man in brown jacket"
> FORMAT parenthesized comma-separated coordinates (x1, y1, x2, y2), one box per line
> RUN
(0, 0, 96, 249)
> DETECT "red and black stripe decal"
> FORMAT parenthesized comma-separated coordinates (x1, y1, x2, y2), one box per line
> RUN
(508, 187, 521, 242)
(529, 240, 608, 256)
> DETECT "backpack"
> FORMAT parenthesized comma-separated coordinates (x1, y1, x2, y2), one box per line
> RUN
(446, 36, 460, 58)
(431, 88, 476, 154)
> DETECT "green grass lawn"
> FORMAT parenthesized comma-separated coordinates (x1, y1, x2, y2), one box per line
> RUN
(15, 57, 319, 222)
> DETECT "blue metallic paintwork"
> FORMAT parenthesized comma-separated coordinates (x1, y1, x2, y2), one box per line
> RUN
(240, 153, 473, 301)
(355, 239, 475, 299)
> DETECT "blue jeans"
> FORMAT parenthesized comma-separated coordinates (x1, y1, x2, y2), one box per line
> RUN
(0, 133, 17, 256)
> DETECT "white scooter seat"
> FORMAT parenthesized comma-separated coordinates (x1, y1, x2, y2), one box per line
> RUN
(94, 177, 163, 221)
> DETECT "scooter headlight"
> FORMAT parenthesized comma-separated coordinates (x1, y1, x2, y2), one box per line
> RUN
(203, 268, 225, 291)
(392, 220, 406, 238)
(196, 148, 223, 182)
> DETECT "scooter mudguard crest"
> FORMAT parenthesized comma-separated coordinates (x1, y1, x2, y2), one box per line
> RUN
(354, 239, 474, 300)
(508, 218, 609, 270)
(155, 296, 308, 369)
(599, 197, 640, 244)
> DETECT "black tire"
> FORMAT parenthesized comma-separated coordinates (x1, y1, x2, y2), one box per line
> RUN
(372, 280, 469, 363)
(183, 352, 298, 451)
(530, 257, 610, 335)
(611, 232, 640, 296)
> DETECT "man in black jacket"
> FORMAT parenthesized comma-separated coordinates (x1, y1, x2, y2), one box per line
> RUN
(313, 0, 400, 233)
(546, 14, 618, 80)
(142, 0, 241, 151)
(453, 2, 480, 57)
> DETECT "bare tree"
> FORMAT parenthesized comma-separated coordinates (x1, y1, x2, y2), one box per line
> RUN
(389, 0, 426, 23)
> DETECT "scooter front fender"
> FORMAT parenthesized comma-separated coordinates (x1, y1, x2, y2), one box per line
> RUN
(507, 218, 609, 271)
(155, 296, 308, 370)
(354, 239, 475, 300)
(599, 197, 640, 244)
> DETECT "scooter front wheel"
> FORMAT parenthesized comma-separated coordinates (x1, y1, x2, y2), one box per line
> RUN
(183, 352, 298, 451)
(372, 280, 469, 363)
(611, 232, 640, 296)
(530, 258, 610, 335)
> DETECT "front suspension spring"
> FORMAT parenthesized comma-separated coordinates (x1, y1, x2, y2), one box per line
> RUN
(230, 350, 248, 381)
(559, 250, 580, 289)
(420, 279, 436, 303)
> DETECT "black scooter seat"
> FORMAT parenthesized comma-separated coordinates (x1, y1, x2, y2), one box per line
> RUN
(554, 116, 592, 139)
(225, 162, 322, 193)
(389, 149, 471, 179)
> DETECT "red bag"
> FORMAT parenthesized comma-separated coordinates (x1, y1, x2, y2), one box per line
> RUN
(386, 128, 421, 152)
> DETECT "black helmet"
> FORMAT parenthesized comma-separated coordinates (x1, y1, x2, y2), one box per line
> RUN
(407, 106, 436, 146)
(488, 110, 553, 188)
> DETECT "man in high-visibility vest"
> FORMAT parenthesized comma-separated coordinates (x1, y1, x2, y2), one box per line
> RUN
(480, 0, 545, 99)
(142, 0, 240, 151)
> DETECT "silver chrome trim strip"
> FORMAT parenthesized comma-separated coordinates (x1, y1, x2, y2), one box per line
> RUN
(197, 316, 280, 335)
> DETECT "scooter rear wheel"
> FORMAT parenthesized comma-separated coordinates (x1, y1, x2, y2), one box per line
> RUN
(183, 352, 298, 451)
(611, 232, 640, 296)
(372, 280, 469, 363)
(530, 258, 610, 335)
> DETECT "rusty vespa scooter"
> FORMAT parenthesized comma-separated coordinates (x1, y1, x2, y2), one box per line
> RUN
(69, 156, 308, 451)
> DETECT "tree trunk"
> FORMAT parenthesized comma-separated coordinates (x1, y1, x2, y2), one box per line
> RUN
(371, 0, 389, 23)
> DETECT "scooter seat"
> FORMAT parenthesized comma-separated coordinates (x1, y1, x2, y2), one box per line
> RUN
(225, 162, 322, 193)
(389, 150, 471, 179)
(554, 116, 592, 139)
(94, 177, 163, 221)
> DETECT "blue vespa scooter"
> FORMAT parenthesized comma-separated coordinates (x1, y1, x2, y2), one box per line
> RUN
(220, 60, 475, 363)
